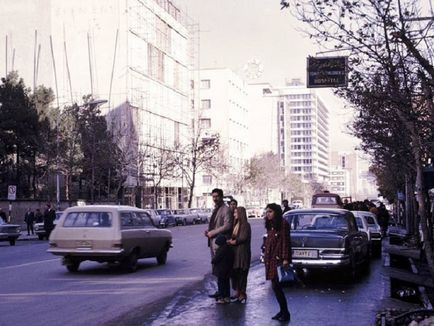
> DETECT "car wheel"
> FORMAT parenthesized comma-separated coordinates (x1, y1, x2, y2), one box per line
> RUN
(9, 239, 16, 246)
(123, 251, 138, 273)
(66, 259, 80, 273)
(157, 250, 168, 265)
(38, 235, 44, 240)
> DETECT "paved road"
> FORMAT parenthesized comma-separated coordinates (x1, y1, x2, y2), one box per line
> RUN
(0, 219, 265, 326)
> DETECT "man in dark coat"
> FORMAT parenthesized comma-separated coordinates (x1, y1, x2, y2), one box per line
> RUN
(24, 208, 35, 235)
(0, 208, 7, 223)
(44, 204, 56, 238)
(282, 200, 291, 214)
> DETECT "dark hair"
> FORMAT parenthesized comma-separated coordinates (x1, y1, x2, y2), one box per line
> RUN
(211, 188, 223, 197)
(229, 199, 238, 206)
(265, 203, 283, 231)
(282, 199, 289, 205)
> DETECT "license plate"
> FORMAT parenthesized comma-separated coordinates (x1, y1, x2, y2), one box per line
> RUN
(76, 240, 92, 248)
(292, 249, 318, 258)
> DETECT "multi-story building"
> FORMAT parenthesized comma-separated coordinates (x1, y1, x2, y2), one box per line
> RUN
(0, 0, 193, 208)
(194, 68, 249, 206)
(329, 167, 351, 197)
(330, 151, 360, 199)
(272, 79, 330, 183)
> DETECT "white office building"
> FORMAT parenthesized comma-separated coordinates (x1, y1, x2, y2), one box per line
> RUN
(272, 79, 330, 183)
(0, 0, 194, 208)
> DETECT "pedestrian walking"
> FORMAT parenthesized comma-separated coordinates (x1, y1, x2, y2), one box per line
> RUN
(377, 203, 390, 236)
(227, 206, 251, 303)
(44, 204, 56, 238)
(263, 203, 291, 322)
(24, 208, 35, 235)
(211, 234, 234, 304)
(204, 188, 233, 299)
(282, 199, 291, 214)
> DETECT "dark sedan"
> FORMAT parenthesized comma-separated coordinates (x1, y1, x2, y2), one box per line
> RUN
(284, 208, 370, 280)
(156, 209, 176, 228)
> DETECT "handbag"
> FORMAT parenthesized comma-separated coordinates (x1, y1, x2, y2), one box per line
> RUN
(277, 265, 296, 283)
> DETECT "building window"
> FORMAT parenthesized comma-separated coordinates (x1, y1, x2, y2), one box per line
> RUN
(341, 156, 346, 168)
(201, 99, 211, 109)
(202, 175, 212, 185)
(199, 118, 211, 129)
(201, 79, 211, 89)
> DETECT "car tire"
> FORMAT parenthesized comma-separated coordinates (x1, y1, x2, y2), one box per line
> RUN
(9, 238, 16, 246)
(123, 251, 138, 273)
(66, 259, 81, 273)
(38, 235, 44, 240)
(157, 250, 168, 265)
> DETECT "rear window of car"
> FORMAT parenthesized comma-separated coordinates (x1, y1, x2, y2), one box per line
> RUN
(314, 196, 338, 204)
(285, 212, 348, 230)
(63, 212, 113, 227)
(365, 216, 376, 225)
(355, 217, 364, 228)
(120, 212, 154, 229)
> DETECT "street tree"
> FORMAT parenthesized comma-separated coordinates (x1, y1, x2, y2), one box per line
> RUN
(0, 72, 40, 198)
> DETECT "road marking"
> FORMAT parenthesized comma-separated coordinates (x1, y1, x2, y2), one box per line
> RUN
(0, 258, 59, 270)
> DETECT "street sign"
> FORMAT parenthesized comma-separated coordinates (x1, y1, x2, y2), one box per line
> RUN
(307, 56, 348, 88)
(7, 185, 16, 201)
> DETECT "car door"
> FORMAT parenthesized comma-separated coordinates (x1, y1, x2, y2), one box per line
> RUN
(347, 213, 369, 263)
(138, 211, 162, 257)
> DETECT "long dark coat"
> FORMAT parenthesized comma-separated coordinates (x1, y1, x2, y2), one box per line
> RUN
(264, 219, 291, 280)
(231, 222, 251, 271)
(212, 244, 234, 279)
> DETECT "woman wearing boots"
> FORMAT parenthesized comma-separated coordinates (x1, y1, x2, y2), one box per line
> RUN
(263, 203, 291, 322)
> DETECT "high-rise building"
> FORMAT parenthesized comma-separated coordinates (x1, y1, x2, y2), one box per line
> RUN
(193, 68, 249, 206)
(271, 79, 330, 183)
(0, 0, 194, 208)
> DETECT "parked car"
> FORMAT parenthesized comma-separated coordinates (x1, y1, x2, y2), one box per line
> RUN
(352, 210, 382, 256)
(173, 209, 196, 226)
(156, 209, 176, 228)
(277, 208, 370, 281)
(0, 219, 21, 245)
(47, 205, 172, 273)
(142, 209, 160, 226)
(354, 214, 372, 255)
(189, 208, 209, 224)
(35, 211, 63, 240)
(246, 207, 262, 218)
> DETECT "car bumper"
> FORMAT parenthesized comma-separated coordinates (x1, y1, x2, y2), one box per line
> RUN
(0, 233, 20, 240)
(292, 257, 351, 268)
(47, 248, 125, 257)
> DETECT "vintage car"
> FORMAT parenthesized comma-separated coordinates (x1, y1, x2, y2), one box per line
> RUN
(35, 211, 63, 240)
(0, 219, 21, 246)
(311, 192, 343, 208)
(352, 210, 382, 256)
(173, 209, 196, 226)
(189, 208, 210, 224)
(47, 205, 172, 273)
(156, 209, 176, 228)
(284, 208, 370, 280)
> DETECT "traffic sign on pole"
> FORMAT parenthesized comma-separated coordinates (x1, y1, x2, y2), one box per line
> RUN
(7, 185, 16, 201)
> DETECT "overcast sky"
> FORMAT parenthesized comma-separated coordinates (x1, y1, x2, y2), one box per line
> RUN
(176, 0, 361, 154)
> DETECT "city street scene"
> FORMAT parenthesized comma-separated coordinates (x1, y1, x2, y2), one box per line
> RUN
(0, 0, 434, 325)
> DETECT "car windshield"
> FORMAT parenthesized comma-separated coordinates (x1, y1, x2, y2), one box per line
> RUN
(355, 217, 364, 228)
(157, 209, 171, 215)
(314, 196, 337, 204)
(365, 216, 376, 225)
(63, 212, 113, 227)
(285, 212, 348, 231)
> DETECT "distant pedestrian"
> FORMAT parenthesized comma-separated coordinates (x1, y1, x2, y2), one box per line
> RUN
(282, 199, 291, 214)
(0, 208, 7, 223)
(44, 204, 56, 238)
(211, 234, 234, 304)
(227, 206, 251, 303)
(263, 203, 291, 322)
(34, 209, 43, 223)
(204, 188, 233, 299)
(24, 208, 35, 235)
(377, 203, 390, 236)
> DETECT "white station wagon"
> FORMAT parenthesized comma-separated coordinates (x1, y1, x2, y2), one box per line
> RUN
(47, 205, 172, 273)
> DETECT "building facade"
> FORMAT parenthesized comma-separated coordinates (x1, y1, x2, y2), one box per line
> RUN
(0, 0, 194, 208)
(272, 79, 330, 183)
(329, 167, 351, 197)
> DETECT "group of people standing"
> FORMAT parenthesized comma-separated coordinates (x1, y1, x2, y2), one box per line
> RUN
(23, 204, 56, 236)
(204, 188, 291, 322)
